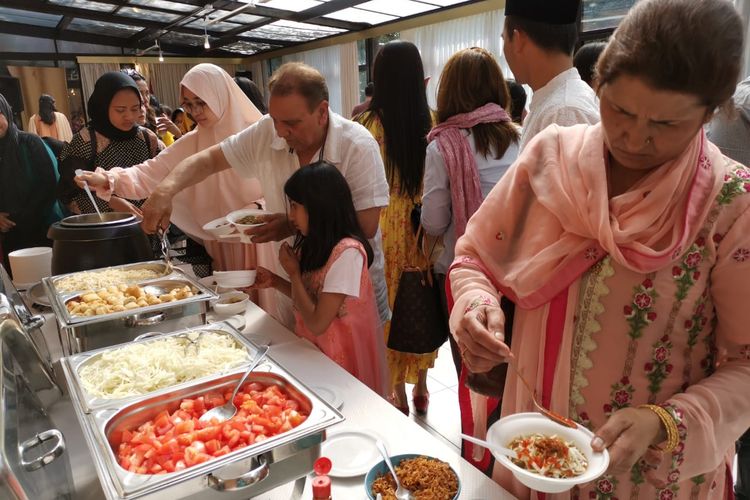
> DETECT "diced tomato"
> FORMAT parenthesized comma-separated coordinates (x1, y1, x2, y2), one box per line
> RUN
(121, 430, 134, 443)
(196, 426, 220, 442)
(205, 439, 222, 454)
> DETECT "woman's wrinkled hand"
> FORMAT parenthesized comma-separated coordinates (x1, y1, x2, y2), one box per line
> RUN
(74, 171, 108, 191)
(0, 212, 15, 232)
(278, 242, 300, 278)
(591, 407, 666, 484)
(141, 188, 173, 234)
(243, 213, 293, 243)
(454, 303, 512, 373)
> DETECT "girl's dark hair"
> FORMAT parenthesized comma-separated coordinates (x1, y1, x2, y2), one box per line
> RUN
(437, 47, 520, 159)
(573, 42, 607, 87)
(365, 41, 431, 199)
(284, 161, 373, 273)
(597, 0, 743, 112)
(38, 94, 56, 125)
(171, 108, 184, 122)
(234, 76, 268, 114)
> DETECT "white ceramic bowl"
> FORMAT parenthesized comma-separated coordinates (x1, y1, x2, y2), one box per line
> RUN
(226, 208, 271, 231)
(213, 270, 256, 288)
(213, 291, 249, 315)
(486, 412, 609, 493)
(202, 217, 235, 237)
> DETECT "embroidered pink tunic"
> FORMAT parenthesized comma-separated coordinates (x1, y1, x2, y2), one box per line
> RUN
(449, 124, 750, 499)
(295, 238, 389, 397)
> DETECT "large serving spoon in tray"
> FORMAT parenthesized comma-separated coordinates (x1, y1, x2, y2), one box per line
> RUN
(199, 345, 269, 424)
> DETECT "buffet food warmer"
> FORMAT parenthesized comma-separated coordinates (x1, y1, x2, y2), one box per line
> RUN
(60, 323, 345, 499)
(0, 265, 74, 500)
(43, 261, 217, 355)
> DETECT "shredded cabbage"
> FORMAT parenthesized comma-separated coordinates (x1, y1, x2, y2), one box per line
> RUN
(78, 332, 249, 398)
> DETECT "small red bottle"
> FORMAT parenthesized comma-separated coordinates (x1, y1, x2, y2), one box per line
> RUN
(312, 456, 332, 500)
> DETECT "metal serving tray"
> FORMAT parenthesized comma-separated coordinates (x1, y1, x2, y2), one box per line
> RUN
(65, 356, 344, 499)
(61, 322, 257, 414)
(43, 262, 217, 354)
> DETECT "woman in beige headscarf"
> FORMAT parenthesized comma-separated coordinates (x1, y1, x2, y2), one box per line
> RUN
(77, 63, 278, 318)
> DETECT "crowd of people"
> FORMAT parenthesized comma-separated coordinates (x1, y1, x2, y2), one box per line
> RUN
(1, 0, 750, 498)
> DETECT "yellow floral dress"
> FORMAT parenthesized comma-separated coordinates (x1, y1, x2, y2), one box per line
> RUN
(356, 111, 438, 387)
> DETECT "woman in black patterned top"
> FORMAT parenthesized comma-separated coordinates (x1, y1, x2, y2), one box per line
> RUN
(58, 72, 162, 214)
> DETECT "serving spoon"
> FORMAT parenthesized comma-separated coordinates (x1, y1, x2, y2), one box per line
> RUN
(375, 439, 413, 500)
(199, 345, 269, 424)
(74, 169, 103, 220)
(460, 433, 517, 459)
(509, 360, 578, 429)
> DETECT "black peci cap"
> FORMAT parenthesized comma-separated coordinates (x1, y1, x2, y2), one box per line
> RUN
(505, 0, 581, 25)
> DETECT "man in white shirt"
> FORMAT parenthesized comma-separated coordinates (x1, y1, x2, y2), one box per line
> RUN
(502, 0, 599, 150)
(140, 62, 391, 327)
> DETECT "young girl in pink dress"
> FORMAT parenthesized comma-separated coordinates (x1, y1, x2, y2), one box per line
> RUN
(254, 162, 389, 398)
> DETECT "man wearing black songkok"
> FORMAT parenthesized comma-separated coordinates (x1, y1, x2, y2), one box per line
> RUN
(502, 0, 599, 150)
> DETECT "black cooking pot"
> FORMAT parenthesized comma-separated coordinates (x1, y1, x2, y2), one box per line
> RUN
(48, 212, 154, 275)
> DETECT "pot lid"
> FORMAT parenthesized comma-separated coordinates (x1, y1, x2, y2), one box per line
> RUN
(59, 212, 136, 228)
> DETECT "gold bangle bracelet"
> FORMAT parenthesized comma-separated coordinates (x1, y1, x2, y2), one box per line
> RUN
(638, 404, 679, 453)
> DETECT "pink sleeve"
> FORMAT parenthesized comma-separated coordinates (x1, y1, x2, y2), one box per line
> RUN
(98, 136, 196, 201)
(666, 206, 750, 478)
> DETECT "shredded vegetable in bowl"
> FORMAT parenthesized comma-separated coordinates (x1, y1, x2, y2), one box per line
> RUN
(508, 433, 588, 478)
(78, 332, 249, 398)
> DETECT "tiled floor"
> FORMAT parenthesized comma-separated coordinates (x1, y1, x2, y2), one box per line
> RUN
(403, 341, 462, 453)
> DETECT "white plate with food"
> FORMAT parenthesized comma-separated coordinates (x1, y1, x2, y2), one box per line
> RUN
(310, 383, 344, 410)
(226, 208, 272, 230)
(486, 412, 609, 493)
(321, 430, 384, 477)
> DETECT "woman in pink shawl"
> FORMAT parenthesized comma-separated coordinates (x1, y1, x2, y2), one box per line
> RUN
(448, 1, 750, 499)
(77, 64, 278, 317)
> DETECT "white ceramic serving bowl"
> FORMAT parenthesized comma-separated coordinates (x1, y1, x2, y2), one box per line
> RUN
(213, 270, 256, 288)
(226, 208, 271, 231)
(202, 216, 235, 237)
(486, 412, 609, 494)
(213, 291, 249, 315)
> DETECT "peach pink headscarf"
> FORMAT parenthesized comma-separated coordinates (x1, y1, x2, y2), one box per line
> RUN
(452, 123, 723, 310)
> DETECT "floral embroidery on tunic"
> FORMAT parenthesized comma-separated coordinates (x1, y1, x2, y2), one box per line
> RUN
(681, 291, 709, 391)
(732, 247, 750, 262)
(593, 475, 619, 499)
(656, 404, 687, 499)
(716, 164, 750, 205)
(570, 258, 614, 421)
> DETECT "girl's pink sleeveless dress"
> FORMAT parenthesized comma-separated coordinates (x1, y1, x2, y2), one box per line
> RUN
(295, 238, 389, 397)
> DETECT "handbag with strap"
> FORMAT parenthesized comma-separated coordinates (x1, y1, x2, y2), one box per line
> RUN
(387, 225, 450, 354)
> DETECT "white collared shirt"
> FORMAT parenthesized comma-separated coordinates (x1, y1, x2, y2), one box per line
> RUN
(220, 111, 391, 324)
(520, 67, 600, 151)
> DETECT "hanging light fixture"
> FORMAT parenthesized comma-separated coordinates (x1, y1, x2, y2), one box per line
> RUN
(203, 18, 211, 49)
(157, 40, 164, 62)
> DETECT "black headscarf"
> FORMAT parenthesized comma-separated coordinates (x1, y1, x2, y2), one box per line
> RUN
(39, 94, 56, 125)
(0, 93, 59, 270)
(87, 72, 142, 141)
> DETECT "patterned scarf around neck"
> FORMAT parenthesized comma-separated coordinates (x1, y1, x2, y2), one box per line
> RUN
(427, 102, 511, 236)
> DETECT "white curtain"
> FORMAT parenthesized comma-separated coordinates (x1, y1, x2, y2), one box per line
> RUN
(401, 10, 509, 108)
(250, 60, 270, 99)
(736, 0, 750, 79)
(281, 42, 359, 116)
(79, 62, 121, 112)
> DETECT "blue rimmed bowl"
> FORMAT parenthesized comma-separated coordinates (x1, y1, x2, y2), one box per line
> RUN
(364, 453, 461, 499)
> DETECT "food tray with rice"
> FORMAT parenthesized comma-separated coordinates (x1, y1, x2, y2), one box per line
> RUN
(43, 261, 218, 355)
(61, 321, 261, 413)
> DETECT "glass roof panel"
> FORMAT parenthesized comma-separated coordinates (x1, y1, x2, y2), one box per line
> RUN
(417, 0, 471, 6)
(221, 40, 277, 55)
(129, 0, 198, 14)
(356, 0, 439, 17)
(582, 0, 636, 31)
(0, 7, 62, 28)
(186, 19, 240, 32)
(260, 0, 322, 11)
(323, 7, 396, 25)
(244, 19, 345, 41)
(48, 0, 116, 13)
(227, 13, 266, 24)
(160, 31, 205, 46)
(68, 18, 144, 37)
(118, 6, 181, 22)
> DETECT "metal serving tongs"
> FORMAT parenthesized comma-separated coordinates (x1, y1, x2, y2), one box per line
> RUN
(156, 225, 173, 274)
(509, 360, 578, 429)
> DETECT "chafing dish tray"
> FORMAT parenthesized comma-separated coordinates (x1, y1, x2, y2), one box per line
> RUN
(63, 351, 344, 499)
(43, 261, 217, 355)
(61, 322, 257, 414)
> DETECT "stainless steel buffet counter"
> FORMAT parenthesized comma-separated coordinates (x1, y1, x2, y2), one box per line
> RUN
(8, 269, 516, 499)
